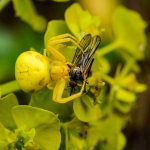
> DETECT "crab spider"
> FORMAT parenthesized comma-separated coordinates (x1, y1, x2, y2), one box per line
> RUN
(15, 33, 86, 103)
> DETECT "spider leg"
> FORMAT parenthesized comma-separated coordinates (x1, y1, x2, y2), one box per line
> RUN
(53, 78, 86, 103)
(48, 33, 78, 42)
(47, 81, 55, 90)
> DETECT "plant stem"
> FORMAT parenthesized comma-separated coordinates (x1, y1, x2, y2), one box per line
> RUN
(101, 74, 115, 85)
(0, 80, 21, 96)
(65, 126, 69, 150)
(98, 40, 122, 56)
(61, 122, 69, 150)
(120, 58, 136, 78)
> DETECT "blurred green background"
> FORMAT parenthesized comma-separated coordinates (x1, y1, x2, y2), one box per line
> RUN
(0, 0, 150, 150)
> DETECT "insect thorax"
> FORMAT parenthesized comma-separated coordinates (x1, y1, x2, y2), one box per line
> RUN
(70, 67, 83, 81)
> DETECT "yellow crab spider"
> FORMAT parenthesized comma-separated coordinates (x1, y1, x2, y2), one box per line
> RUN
(15, 33, 86, 103)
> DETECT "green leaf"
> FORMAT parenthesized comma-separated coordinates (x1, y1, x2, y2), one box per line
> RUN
(134, 83, 147, 93)
(120, 73, 147, 93)
(12, 0, 47, 32)
(12, 105, 61, 150)
(114, 100, 133, 114)
(91, 52, 101, 73)
(68, 118, 88, 137)
(57, 46, 76, 63)
(87, 72, 105, 99)
(112, 6, 147, 59)
(0, 86, 1, 98)
(120, 73, 137, 90)
(99, 57, 111, 74)
(0, 93, 18, 130)
(116, 88, 136, 103)
(86, 127, 100, 148)
(73, 95, 101, 122)
(14, 126, 35, 147)
(65, 3, 101, 39)
(31, 88, 73, 121)
(93, 114, 126, 150)
(0, 122, 8, 150)
(44, 20, 71, 48)
(117, 133, 126, 150)
(69, 133, 87, 150)
(0, 0, 10, 11)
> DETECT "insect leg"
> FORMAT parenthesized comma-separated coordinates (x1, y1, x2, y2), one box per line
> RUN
(65, 62, 73, 68)
(83, 82, 87, 93)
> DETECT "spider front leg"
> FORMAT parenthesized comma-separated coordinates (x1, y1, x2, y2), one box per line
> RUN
(48, 33, 78, 43)
(47, 44, 67, 63)
(53, 78, 86, 103)
(46, 35, 84, 63)
(43, 49, 53, 62)
(48, 38, 84, 54)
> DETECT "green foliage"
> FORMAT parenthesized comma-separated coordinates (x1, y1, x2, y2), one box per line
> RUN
(65, 3, 101, 39)
(12, 105, 61, 150)
(67, 117, 88, 136)
(0, 123, 8, 149)
(120, 73, 147, 93)
(87, 113, 127, 150)
(31, 88, 73, 121)
(69, 133, 87, 150)
(0, 93, 18, 130)
(12, 0, 47, 32)
(0, 86, 1, 98)
(0, 2, 148, 150)
(73, 95, 101, 122)
(112, 6, 147, 59)
(0, 0, 47, 32)
(99, 57, 111, 74)
(116, 88, 136, 103)
(0, 94, 61, 150)
(44, 20, 71, 48)
(100, 61, 147, 115)
(13, 125, 35, 147)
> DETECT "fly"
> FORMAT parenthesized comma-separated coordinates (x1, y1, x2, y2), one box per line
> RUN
(69, 34, 101, 95)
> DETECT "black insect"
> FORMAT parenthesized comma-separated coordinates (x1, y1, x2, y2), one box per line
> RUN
(69, 34, 101, 95)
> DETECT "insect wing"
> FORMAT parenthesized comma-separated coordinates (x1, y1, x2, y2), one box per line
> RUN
(88, 35, 101, 58)
(82, 35, 101, 75)
(72, 34, 91, 66)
